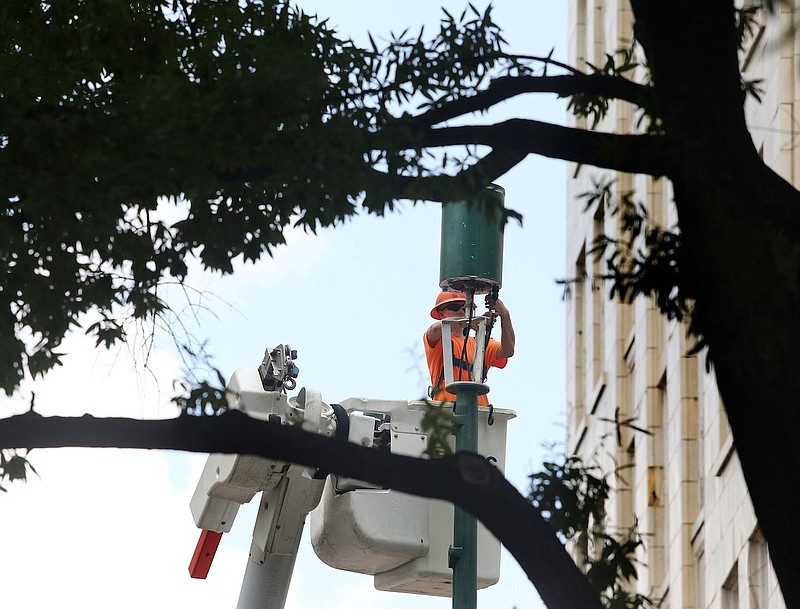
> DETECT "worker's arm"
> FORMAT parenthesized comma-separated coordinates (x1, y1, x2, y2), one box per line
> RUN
(425, 321, 443, 346)
(494, 299, 516, 360)
(426, 316, 472, 345)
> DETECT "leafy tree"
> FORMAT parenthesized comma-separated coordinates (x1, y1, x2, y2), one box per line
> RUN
(529, 455, 656, 609)
(2, 1, 800, 608)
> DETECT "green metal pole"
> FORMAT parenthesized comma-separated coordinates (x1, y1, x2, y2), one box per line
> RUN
(449, 383, 481, 609)
(440, 186, 506, 609)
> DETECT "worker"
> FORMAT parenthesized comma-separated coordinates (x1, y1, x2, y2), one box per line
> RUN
(423, 290, 515, 405)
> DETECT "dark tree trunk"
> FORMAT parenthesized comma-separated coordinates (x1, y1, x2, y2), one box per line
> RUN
(631, 2, 800, 606)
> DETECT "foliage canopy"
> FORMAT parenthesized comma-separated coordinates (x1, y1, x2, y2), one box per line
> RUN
(1, 0, 519, 394)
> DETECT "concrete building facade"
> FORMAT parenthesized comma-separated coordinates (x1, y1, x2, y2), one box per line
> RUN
(565, 3, 791, 609)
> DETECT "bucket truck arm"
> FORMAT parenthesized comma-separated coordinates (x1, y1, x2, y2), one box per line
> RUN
(187, 345, 337, 592)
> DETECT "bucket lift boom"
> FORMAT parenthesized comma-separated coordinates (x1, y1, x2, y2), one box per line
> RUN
(188, 345, 338, 609)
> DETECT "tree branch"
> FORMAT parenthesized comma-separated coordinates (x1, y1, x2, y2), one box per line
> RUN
(409, 119, 671, 176)
(363, 120, 669, 204)
(413, 74, 652, 127)
(0, 410, 604, 609)
(367, 148, 530, 204)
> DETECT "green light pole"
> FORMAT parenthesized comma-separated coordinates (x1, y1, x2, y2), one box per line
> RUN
(439, 185, 506, 609)
(447, 380, 486, 609)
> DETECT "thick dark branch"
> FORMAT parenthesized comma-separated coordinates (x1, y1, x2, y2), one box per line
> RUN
(367, 120, 668, 203)
(412, 119, 670, 176)
(413, 75, 651, 127)
(372, 148, 529, 203)
(1, 411, 604, 609)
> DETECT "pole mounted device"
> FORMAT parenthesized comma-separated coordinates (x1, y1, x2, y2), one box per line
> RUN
(438, 184, 507, 609)
(439, 183, 505, 296)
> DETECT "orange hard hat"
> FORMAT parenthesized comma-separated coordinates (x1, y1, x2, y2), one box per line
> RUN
(430, 291, 467, 320)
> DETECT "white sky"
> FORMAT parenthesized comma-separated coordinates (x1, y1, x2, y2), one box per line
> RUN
(0, 2, 568, 608)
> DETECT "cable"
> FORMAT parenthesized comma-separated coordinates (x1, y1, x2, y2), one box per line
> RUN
(481, 285, 500, 383)
(460, 288, 477, 381)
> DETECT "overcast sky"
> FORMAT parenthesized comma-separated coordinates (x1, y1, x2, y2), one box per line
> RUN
(1, 2, 569, 608)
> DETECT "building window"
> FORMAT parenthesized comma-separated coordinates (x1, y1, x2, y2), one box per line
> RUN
(575, 0, 587, 65)
(618, 338, 635, 451)
(572, 246, 587, 437)
(696, 548, 705, 609)
(719, 397, 730, 449)
(616, 174, 634, 342)
(722, 563, 739, 609)
(646, 373, 667, 589)
(616, 340, 636, 532)
(571, 0, 588, 130)
(591, 0, 606, 69)
(592, 202, 605, 389)
(681, 350, 701, 525)
(691, 519, 705, 609)
(615, 433, 635, 534)
(748, 530, 769, 609)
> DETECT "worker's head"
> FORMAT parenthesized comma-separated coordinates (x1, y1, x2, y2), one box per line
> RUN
(430, 291, 467, 320)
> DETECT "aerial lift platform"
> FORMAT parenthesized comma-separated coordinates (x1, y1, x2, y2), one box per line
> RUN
(188, 185, 514, 609)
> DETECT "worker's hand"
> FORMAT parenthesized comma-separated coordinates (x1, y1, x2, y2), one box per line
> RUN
(468, 315, 490, 331)
(493, 298, 510, 318)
